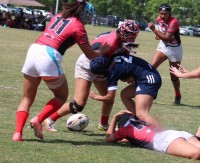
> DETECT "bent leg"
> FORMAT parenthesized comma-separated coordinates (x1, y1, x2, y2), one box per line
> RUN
(167, 138, 200, 160)
(120, 83, 136, 114)
(37, 75, 69, 123)
(151, 51, 167, 69)
(13, 74, 41, 140)
(57, 78, 92, 117)
(169, 61, 181, 104)
(94, 80, 113, 127)
(135, 94, 160, 128)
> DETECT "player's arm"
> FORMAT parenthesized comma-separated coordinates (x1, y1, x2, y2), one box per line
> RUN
(79, 42, 110, 60)
(106, 110, 131, 142)
(89, 90, 116, 102)
(148, 22, 174, 42)
(106, 114, 118, 142)
(170, 66, 200, 78)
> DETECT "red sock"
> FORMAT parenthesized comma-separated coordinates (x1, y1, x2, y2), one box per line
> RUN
(38, 99, 61, 123)
(49, 111, 61, 122)
(100, 115, 109, 125)
(175, 92, 181, 97)
(15, 111, 29, 133)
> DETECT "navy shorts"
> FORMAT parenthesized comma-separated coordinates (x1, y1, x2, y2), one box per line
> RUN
(135, 71, 162, 99)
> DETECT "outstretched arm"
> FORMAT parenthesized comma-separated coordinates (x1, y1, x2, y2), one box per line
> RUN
(79, 42, 110, 60)
(170, 65, 200, 78)
(89, 90, 116, 102)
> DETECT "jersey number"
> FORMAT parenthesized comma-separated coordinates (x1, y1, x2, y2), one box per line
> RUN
(114, 56, 132, 63)
(49, 17, 70, 35)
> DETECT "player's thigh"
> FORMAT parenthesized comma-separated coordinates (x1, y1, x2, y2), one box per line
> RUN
(135, 94, 153, 114)
(23, 74, 41, 100)
(93, 80, 108, 95)
(121, 83, 136, 99)
(49, 76, 69, 103)
(151, 50, 167, 69)
(73, 78, 92, 106)
(167, 137, 200, 159)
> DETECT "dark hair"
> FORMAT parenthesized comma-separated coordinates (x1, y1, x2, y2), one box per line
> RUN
(62, 1, 85, 18)
(90, 55, 112, 76)
(159, 3, 171, 12)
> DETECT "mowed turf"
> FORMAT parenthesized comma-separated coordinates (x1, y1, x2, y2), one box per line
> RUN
(0, 25, 200, 163)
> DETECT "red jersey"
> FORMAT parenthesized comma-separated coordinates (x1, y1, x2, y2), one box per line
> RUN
(35, 14, 89, 55)
(114, 122, 156, 150)
(91, 31, 122, 56)
(157, 16, 181, 46)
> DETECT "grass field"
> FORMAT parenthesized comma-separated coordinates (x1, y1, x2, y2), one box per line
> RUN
(1, 25, 200, 163)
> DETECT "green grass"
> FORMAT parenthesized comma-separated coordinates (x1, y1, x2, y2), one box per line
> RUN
(1, 26, 200, 163)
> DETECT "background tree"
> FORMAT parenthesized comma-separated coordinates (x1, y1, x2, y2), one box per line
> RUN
(37, 0, 200, 25)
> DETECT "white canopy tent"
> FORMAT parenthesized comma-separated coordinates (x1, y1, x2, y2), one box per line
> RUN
(0, 0, 45, 7)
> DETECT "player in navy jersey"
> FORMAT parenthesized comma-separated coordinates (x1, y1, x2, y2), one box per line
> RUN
(12, 0, 110, 141)
(106, 110, 200, 160)
(148, 3, 183, 105)
(44, 20, 140, 132)
(89, 53, 162, 128)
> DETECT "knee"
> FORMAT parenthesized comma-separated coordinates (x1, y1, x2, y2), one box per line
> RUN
(120, 89, 128, 100)
(69, 100, 85, 114)
(135, 112, 148, 121)
(190, 150, 200, 160)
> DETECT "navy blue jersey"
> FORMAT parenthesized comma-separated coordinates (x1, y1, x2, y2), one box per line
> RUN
(107, 54, 162, 98)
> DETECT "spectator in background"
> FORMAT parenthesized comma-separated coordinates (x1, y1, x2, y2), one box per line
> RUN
(0, 12, 5, 26)
(4, 12, 14, 28)
(13, 9, 25, 29)
(148, 3, 183, 105)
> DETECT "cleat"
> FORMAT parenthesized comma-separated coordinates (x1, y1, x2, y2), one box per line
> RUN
(173, 96, 181, 105)
(98, 123, 109, 131)
(44, 118, 57, 132)
(12, 132, 22, 141)
(30, 116, 44, 139)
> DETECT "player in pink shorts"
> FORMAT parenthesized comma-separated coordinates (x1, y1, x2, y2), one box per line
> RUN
(106, 110, 200, 160)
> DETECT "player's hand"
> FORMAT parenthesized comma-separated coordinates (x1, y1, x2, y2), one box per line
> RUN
(99, 42, 111, 55)
(89, 90, 96, 100)
(177, 64, 189, 73)
(114, 110, 132, 119)
(148, 22, 155, 30)
(170, 66, 182, 77)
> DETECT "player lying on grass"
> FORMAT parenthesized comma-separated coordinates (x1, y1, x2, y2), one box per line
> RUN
(106, 110, 200, 160)
(170, 64, 200, 78)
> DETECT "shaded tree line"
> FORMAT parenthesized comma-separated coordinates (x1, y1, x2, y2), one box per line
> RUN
(38, 0, 200, 25)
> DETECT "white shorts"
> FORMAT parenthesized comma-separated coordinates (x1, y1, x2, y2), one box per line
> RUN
(75, 54, 106, 82)
(22, 43, 64, 77)
(153, 130, 193, 153)
(157, 41, 183, 62)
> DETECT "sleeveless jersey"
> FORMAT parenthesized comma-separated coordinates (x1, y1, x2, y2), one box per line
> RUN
(157, 16, 181, 46)
(35, 14, 89, 55)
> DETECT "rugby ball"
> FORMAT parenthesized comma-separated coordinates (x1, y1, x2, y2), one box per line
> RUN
(66, 113, 89, 131)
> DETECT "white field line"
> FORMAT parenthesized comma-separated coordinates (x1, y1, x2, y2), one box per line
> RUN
(0, 85, 19, 90)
